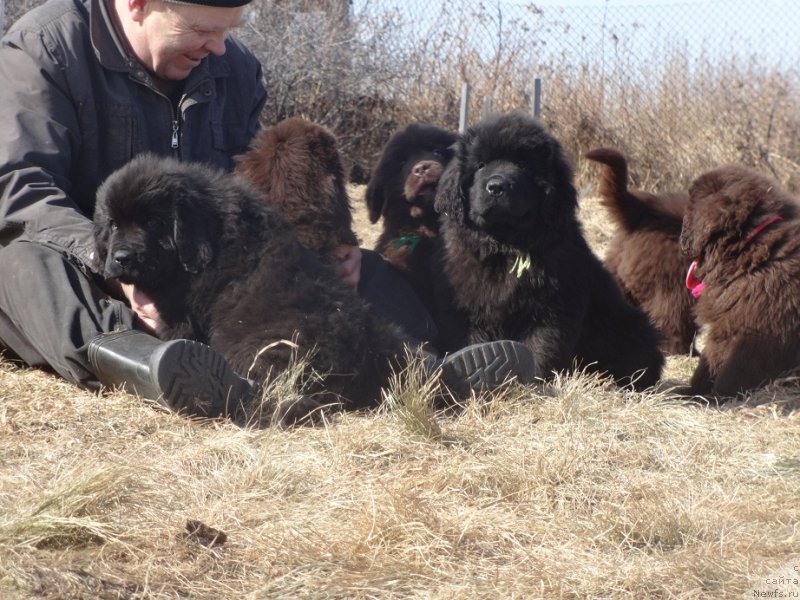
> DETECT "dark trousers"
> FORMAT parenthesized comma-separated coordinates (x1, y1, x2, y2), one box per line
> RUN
(357, 249, 438, 349)
(0, 241, 139, 387)
(0, 241, 437, 387)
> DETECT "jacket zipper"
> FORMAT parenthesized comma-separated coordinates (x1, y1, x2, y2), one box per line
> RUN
(131, 67, 213, 155)
(128, 71, 182, 153)
(171, 119, 180, 149)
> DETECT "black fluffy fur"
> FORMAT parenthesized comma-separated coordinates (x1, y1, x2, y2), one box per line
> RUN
(365, 123, 459, 315)
(93, 154, 406, 423)
(433, 113, 664, 390)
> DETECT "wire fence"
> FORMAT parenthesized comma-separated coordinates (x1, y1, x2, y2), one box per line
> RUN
(4, 0, 800, 189)
(340, 0, 800, 189)
(350, 0, 800, 116)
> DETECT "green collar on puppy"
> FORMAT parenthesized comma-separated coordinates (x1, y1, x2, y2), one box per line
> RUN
(392, 234, 423, 252)
(509, 253, 533, 278)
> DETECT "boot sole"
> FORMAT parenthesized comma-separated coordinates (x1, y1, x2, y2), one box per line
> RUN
(439, 340, 536, 398)
(150, 340, 252, 417)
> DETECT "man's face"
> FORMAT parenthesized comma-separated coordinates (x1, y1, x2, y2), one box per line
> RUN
(130, 0, 246, 81)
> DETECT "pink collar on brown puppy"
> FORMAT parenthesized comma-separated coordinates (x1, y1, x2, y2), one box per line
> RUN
(743, 214, 784, 244)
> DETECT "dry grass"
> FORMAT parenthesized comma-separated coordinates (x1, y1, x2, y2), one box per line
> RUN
(2, 195, 799, 599)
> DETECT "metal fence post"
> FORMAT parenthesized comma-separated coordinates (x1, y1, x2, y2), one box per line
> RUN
(459, 82, 470, 133)
(533, 78, 542, 118)
(483, 95, 493, 119)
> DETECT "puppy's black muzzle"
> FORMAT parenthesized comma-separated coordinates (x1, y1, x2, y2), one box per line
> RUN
(112, 249, 133, 269)
(104, 246, 139, 280)
(470, 170, 530, 228)
(485, 175, 510, 198)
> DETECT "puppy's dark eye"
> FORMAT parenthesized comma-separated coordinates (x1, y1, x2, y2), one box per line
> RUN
(476, 162, 486, 170)
(433, 149, 445, 158)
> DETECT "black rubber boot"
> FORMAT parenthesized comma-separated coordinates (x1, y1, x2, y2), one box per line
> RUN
(87, 330, 254, 418)
(437, 340, 537, 398)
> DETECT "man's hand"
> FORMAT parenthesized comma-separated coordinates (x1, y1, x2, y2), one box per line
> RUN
(120, 282, 161, 334)
(332, 244, 362, 290)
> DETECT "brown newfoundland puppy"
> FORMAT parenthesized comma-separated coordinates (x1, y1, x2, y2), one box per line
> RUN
(434, 113, 664, 390)
(234, 117, 358, 259)
(680, 164, 800, 398)
(93, 154, 405, 424)
(365, 123, 459, 312)
(585, 147, 697, 354)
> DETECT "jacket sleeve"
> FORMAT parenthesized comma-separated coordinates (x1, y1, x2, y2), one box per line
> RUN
(0, 25, 97, 271)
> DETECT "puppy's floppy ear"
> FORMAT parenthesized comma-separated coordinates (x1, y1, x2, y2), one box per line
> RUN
(92, 179, 118, 273)
(682, 168, 759, 257)
(678, 213, 696, 257)
(541, 139, 578, 228)
(172, 194, 217, 274)
(433, 153, 467, 223)
(680, 190, 738, 258)
(91, 214, 110, 271)
(364, 168, 386, 224)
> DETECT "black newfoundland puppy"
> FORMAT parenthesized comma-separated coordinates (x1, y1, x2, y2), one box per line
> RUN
(93, 154, 406, 423)
(434, 113, 664, 389)
(365, 123, 459, 314)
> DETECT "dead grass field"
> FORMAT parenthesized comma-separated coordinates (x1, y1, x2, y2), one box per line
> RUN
(1, 188, 799, 599)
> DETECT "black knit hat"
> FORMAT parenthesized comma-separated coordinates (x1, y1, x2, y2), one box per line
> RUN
(166, 0, 253, 7)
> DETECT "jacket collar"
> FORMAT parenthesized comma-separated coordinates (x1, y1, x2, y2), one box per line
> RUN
(88, 0, 233, 85)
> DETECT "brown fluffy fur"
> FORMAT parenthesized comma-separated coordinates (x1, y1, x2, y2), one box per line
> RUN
(585, 148, 697, 354)
(235, 117, 358, 259)
(680, 164, 800, 398)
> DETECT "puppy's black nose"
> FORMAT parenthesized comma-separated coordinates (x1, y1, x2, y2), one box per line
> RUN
(486, 176, 508, 196)
(113, 250, 133, 269)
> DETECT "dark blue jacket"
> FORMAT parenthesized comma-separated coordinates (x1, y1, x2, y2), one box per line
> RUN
(0, 0, 267, 271)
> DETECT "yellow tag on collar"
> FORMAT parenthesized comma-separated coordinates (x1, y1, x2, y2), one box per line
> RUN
(509, 253, 533, 278)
